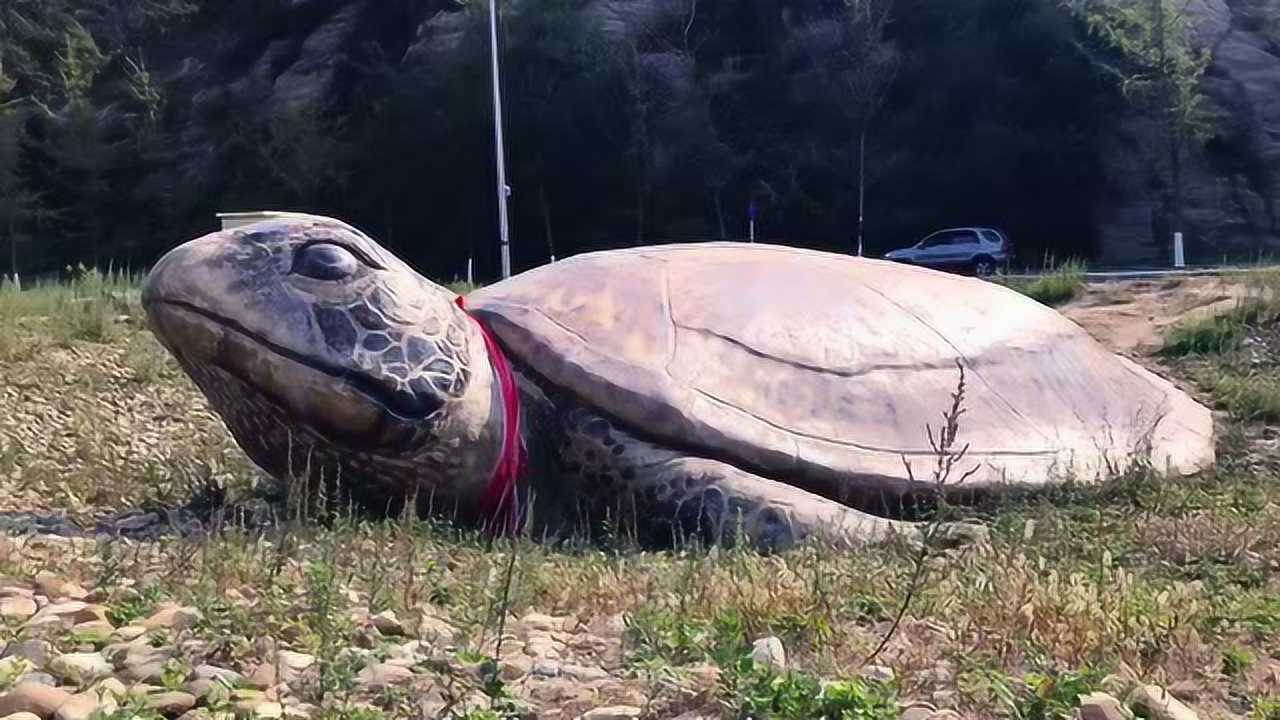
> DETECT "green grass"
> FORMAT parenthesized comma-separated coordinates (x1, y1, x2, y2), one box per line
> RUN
(1160, 269, 1280, 422)
(1195, 367, 1280, 422)
(1162, 268, 1280, 357)
(0, 272, 1279, 718)
(999, 260, 1086, 307)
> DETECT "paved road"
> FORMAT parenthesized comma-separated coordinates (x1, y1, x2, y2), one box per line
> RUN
(1001, 265, 1273, 282)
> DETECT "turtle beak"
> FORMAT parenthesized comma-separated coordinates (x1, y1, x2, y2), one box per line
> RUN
(141, 230, 389, 442)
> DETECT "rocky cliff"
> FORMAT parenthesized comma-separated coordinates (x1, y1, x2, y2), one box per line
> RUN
(44, 0, 1280, 269)
(1096, 0, 1280, 264)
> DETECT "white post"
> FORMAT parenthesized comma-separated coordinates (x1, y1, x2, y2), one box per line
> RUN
(467, 257, 474, 286)
(749, 219, 755, 243)
(1173, 231, 1185, 268)
(488, 0, 512, 280)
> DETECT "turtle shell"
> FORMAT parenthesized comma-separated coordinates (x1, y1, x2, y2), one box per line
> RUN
(467, 243, 1213, 496)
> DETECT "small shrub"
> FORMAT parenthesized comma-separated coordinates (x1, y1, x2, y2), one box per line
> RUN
(623, 607, 747, 668)
(720, 657, 898, 720)
(980, 665, 1105, 720)
(106, 584, 170, 627)
(1253, 697, 1280, 720)
(1222, 645, 1255, 677)
(1162, 314, 1249, 356)
(1000, 261, 1086, 307)
(123, 332, 171, 383)
(1196, 369, 1280, 423)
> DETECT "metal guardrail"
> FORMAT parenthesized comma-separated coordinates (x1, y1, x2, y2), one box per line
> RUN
(1000, 265, 1276, 282)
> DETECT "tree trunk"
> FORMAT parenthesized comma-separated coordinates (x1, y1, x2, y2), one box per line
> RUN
(635, 185, 646, 245)
(540, 183, 555, 261)
(8, 216, 16, 285)
(1169, 127, 1183, 235)
(857, 121, 868, 257)
(712, 184, 726, 240)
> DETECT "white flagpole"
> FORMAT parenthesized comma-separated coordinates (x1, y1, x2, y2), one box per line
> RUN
(488, 0, 512, 279)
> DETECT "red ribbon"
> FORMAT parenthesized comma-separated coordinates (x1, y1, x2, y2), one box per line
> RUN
(455, 296, 525, 535)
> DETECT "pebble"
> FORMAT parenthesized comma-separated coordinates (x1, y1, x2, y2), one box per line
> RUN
(3, 641, 51, 668)
(0, 658, 33, 679)
(68, 621, 113, 645)
(109, 626, 148, 643)
(49, 652, 113, 685)
(92, 681, 129, 707)
(579, 706, 643, 720)
(415, 614, 455, 644)
(368, 610, 405, 636)
(244, 663, 276, 690)
(276, 651, 314, 671)
(0, 683, 72, 717)
(24, 603, 104, 630)
(355, 663, 414, 690)
(500, 657, 532, 681)
(750, 637, 786, 671)
(52, 691, 109, 720)
(0, 712, 43, 720)
(141, 605, 203, 632)
(119, 646, 175, 683)
(193, 664, 243, 687)
(275, 651, 315, 685)
(1127, 685, 1200, 720)
(900, 704, 936, 720)
(530, 659, 562, 678)
(145, 691, 197, 715)
(1079, 692, 1128, 720)
(33, 574, 87, 602)
(0, 597, 36, 622)
(521, 612, 559, 632)
(13, 674, 56, 688)
(861, 665, 895, 683)
(235, 697, 282, 719)
(562, 664, 609, 682)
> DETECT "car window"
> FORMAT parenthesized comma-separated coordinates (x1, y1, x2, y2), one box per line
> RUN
(979, 229, 1002, 244)
(950, 230, 979, 246)
(921, 232, 954, 248)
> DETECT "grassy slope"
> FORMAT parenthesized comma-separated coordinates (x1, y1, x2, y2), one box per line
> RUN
(0, 273, 1279, 719)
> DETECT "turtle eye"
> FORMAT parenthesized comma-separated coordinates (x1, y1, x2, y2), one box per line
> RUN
(293, 243, 359, 281)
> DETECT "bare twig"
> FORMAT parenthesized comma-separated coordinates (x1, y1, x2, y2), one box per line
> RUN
(864, 359, 978, 666)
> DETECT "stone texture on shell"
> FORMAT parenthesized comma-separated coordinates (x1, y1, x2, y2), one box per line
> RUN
(469, 242, 1214, 496)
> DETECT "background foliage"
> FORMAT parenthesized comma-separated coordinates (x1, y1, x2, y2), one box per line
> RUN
(0, 0, 1211, 281)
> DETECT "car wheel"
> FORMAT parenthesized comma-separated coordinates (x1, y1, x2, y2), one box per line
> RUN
(973, 257, 997, 277)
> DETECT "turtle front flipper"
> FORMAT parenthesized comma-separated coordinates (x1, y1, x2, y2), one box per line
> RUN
(636, 455, 922, 552)
(553, 406, 928, 552)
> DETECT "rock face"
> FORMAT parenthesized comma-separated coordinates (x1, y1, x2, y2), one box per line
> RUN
(152, 0, 1280, 266)
(1096, 0, 1280, 265)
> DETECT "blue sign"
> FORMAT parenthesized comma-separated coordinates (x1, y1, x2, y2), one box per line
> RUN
(748, 199, 758, 221)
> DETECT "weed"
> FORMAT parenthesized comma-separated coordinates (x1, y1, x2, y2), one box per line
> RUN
(1195, 367, 1280, 422)
(1222, 645, 1255, 678)
(866, 359, 978, 664)
(624, 607, 748, 668)
(972, 665, 1104, 720)
(1253, 697, 1280, 720)
(89, 695, 166, 720)
(719, 655, 898, 720)
(1000, 260, 1086, 306)
(106, 584, 170, 627)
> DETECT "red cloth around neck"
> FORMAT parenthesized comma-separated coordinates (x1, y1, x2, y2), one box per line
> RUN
(454, 296, 525, 534)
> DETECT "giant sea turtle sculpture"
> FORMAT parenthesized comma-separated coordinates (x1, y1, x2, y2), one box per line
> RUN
(141, 214, 1214, 549)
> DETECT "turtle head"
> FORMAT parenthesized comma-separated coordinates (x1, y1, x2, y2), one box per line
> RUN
(141, 214, 502, 505)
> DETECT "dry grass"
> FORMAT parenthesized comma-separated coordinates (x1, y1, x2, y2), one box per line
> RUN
(0, 275, 1278, 719)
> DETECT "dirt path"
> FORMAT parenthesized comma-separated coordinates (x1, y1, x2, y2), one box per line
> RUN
(1060, 274, 1249, 359)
